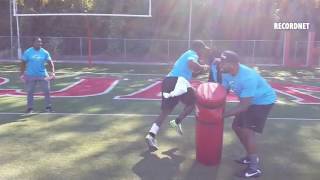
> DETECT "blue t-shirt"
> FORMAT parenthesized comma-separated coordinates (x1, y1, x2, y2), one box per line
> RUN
(221, 64, 276, 105)
(167, 50, 199, 81)
(22, 47, 52, 77)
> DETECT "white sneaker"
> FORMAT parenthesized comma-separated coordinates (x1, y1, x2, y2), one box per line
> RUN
(145, 134, 158, 152)
(169, 120, 183, 135)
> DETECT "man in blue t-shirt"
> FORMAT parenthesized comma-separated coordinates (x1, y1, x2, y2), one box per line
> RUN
(20, 37, 55, 113)
(219, 50, 276, 178)
(145, 40, 210, 151)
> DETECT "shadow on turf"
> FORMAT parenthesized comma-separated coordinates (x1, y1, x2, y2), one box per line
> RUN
(185, 160, 259, 180)
(132, 148, 185, 180)
(0, 113, 37, 125)
(184, 161, 219, 180)
(132, 148, 249, 180)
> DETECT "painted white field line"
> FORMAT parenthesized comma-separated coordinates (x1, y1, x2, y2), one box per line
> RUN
(0, 70, 166, 77)
(0, 112, 319, 121)
(1, 70, 320, 79)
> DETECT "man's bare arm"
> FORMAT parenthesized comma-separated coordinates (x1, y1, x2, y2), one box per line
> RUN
(223, 97, 252, 118)
(188, 60, 209, 73)
(47, 60, 55, 78)
(20, 61, 26, 76)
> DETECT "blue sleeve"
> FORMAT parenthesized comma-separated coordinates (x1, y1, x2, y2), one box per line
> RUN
(44, 50, 52, 61)
(47, 52, 52, 61)
(239, 78, 257, 98)
(210, 64, 218, 82)
(188, 51, 199, 63)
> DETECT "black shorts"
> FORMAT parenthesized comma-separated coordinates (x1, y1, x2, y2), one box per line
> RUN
(233, 104, 274, 133)
(161, 77, 196, 111)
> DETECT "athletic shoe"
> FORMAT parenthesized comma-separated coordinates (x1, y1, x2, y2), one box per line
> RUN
(169, 120, 183, 135)
(45, 107, 53, 113)
(235, 156, 251, 165)
(145, 134, 158, 152)
(236, 167, 262, 178)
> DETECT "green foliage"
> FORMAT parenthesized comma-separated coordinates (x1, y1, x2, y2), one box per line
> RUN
(0, 0, 319, 40)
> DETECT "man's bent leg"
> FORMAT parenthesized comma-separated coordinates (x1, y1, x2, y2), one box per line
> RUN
(242, 128, 257, 155)
(146, 77, 178, 151)
(154, 108, 173, 127)
(146, 107, 174, 151)
(169, 104, 194, 135)
(241, 127, 260, 171)
(241, 105, 272, 169)
(173, 87, 196, 124)
(232, 119, 248, 152)
(175, 104, 194, 124)
(149, 107, 174, 137)
(170, 87, 196, 135)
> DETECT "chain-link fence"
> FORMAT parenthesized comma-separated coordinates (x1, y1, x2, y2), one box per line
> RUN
(0, 36, 14, 60)
(1, 36, 318, 66)
(294, 41, 320, 66)
(294, 41, 308, 66)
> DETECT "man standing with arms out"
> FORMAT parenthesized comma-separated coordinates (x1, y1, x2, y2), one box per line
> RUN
(20, 37, 55, 113)
(145, 40, 210, 151)
(219, 51, 276, 178)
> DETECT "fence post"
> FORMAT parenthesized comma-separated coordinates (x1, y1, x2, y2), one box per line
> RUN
(80, 37, 83, 57)
(282, 31, 292, 67)
(124, 39, 127, 60)
(252, 40, 256, 64)
(306, 32, 316, 67)
(294, 41, 298, 65)
(167, 40, 170, 61)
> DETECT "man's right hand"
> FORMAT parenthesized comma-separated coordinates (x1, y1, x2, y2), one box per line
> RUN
(202, 64, 210, 72)
(45, 72, 56, 80)
(20, 74, 25, 82)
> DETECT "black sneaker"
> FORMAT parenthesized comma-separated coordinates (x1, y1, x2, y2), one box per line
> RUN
(25, 108, 33, 114)
(45, 107, 53, 113)
(236, 167, 262, 178)
(235, 156, 251, 165)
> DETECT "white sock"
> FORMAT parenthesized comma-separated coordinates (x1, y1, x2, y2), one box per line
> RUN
(149, 123, 159, 135)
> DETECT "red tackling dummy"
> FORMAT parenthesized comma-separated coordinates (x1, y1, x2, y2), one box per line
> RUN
(195, 82, 227, 166)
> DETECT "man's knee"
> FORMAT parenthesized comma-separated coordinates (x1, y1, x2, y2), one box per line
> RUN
(185, 103, 195, 110)
(161, 107, 174, 115)
(232, 121, 241, 132)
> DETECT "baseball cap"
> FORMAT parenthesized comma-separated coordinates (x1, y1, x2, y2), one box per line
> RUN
(220, 50, 240, 63)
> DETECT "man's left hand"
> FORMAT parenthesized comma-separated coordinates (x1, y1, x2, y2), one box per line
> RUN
(45, 72, 55, 80)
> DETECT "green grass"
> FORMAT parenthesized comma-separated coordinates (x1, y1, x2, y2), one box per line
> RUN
(0, 63, 319, 179)
(0, 114, 319, 180)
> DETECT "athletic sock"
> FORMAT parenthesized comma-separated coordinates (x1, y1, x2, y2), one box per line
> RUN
(149, 123, 159, 137)
(248, 154, 260, 170)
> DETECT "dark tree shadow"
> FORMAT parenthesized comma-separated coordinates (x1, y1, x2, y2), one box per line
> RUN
(132, 148, 185, 180)
(0, 113, 37, 126)
(184, 160, 219, 180)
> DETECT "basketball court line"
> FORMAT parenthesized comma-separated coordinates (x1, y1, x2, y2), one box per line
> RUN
(0, 112, 319, 121)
